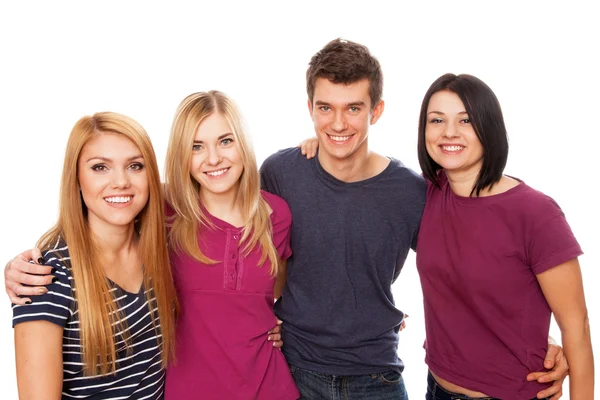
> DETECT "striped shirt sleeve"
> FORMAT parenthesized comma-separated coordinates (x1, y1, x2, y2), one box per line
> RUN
(12, 247, 74, 328)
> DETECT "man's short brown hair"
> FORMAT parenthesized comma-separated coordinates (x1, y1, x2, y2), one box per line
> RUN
(306, 38, 383, 110)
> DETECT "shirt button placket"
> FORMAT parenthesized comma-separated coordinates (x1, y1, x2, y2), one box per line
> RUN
(228, 233, 239, 288)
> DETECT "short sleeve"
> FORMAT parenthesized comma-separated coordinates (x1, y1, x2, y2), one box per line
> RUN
(410, 175, 429, 251)
(528, 200, 583, 275)
(260, 152, 284, 197)
(12, 249, 74, 328)
(263, 191, 292, 260)
(411, 228, 420, 252)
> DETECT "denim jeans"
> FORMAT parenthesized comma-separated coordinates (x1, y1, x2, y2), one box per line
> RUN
(425, 371, 549, 400)
(289, 364, 409, 400)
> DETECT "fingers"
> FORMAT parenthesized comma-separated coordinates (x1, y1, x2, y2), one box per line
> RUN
(7, 273, 50, 295)
(541, 352, 568, 383)
(7, 263, 55, 285)
(399, 320, 406, 331)
(526, 363, 567, 384)
(534, 368, 566, 383)
(31, 247, 43, 263)
(268, 319, 284, 347)
(526, 371, 545, 381)
(268, 319, 283, 334)
(536, 378, 564, 399)
(298, 138, 318, 159)
(7, 249, 53, 276)
(5, 250, 55, 304)
(269, 325, 281, 334)
(544, 343, 561, 369)
(14, 248, 42, 265)
(267, 331, 282, 348)
(7, 288, 30, 305)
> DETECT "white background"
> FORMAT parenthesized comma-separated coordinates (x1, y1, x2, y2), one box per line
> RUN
(1, 1, 598, 398)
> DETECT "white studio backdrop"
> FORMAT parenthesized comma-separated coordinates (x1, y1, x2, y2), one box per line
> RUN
(1, 1, 598, 398)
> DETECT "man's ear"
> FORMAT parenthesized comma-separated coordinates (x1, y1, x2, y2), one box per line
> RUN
(307, 98, 313, 117)
(370, 100, 385, 125)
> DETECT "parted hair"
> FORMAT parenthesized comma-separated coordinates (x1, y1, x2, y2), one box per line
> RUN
(417, 73, 509, 196)
(164, 91, 279, 275)
(37, 112, 178, 375)
(306, 38, 383, 110)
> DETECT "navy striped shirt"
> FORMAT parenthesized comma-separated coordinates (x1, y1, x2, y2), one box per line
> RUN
(12, 241, 166, 399)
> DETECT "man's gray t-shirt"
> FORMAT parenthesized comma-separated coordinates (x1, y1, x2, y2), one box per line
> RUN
(260, 147, 426, 375)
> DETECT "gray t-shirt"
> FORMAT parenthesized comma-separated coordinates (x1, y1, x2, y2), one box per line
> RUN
(260, 147, 426, 375)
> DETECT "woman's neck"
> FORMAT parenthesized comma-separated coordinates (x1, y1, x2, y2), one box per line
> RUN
(88, 217, 138, 257)
(445, 169, 480, 197)
(446, 170, 519, 197)
(200, 189, 245, 227)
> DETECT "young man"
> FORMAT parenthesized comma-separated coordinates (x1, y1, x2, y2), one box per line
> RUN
(259, 38, 568, 399)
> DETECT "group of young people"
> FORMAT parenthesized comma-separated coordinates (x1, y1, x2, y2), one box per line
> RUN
(5, 38, 593, 399)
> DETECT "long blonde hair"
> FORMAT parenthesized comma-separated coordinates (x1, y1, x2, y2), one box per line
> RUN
(37, 112, 178, 375)
(164, 91, 279, 274)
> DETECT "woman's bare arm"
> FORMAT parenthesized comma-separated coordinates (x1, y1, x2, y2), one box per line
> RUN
(15, 320, 63, 399)
(537, 258, 594, 399)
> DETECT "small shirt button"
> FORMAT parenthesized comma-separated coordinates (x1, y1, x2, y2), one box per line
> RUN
(230, 273, 235, 279)
(232, 254, 236, 259)
(233, 235, 238, 240)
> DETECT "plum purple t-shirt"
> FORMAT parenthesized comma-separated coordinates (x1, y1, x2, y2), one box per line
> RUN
(164, 191, 299, 400)
(416, 172, 582, 399)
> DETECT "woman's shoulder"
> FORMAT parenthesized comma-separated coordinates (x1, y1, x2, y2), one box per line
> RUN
(261, 190, 292, 224)
(42, 241, 72, 271)
(513, 182, 565, 218)
(41, 241, 74, 290)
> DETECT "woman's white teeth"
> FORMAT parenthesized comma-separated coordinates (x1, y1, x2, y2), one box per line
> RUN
(206, 168, 227, 176)
(442, 145, 464, 151)
(105, 196, 131, 203)
(329, 135, 350, 142)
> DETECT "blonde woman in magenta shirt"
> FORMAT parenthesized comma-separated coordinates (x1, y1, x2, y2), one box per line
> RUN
(5, 91, 298, 400)
(416, 74, 593, 399)
(161, 91, 298, 399)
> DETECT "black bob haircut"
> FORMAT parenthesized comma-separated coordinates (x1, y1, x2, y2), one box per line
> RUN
(417, 73, 509, 197)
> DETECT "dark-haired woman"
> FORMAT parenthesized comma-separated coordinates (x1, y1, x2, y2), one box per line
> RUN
(416, 74, 593, 399)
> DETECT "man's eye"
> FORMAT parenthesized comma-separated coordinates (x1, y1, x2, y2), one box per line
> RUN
(349, 107, 360, 112)
(319, 106, 330, 112)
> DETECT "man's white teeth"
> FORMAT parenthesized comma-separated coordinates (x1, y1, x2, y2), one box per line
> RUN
(105, 196, 131, 203)
(206, 168, 228, 176)
(330, 135, 350, 142)
(442, 145, 464, 151)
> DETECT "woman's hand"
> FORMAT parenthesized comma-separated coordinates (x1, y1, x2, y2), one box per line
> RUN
(5, 249, 55, 304)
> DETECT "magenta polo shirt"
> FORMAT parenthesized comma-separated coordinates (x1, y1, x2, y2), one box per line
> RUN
(416, 172, 582, 399)
(164, 191, 299, 400)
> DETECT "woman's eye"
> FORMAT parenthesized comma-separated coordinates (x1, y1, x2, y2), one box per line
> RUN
(461, 118, 471, 124)
(91, 164, 107, 171)
(221, 138, 233, 146)
(429, 118, 443, 124)
(129, 162, 144, 171)
(192, 144, 202, 151)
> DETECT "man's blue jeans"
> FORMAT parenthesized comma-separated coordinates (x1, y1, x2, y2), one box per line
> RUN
(289, 364, 409, 400)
